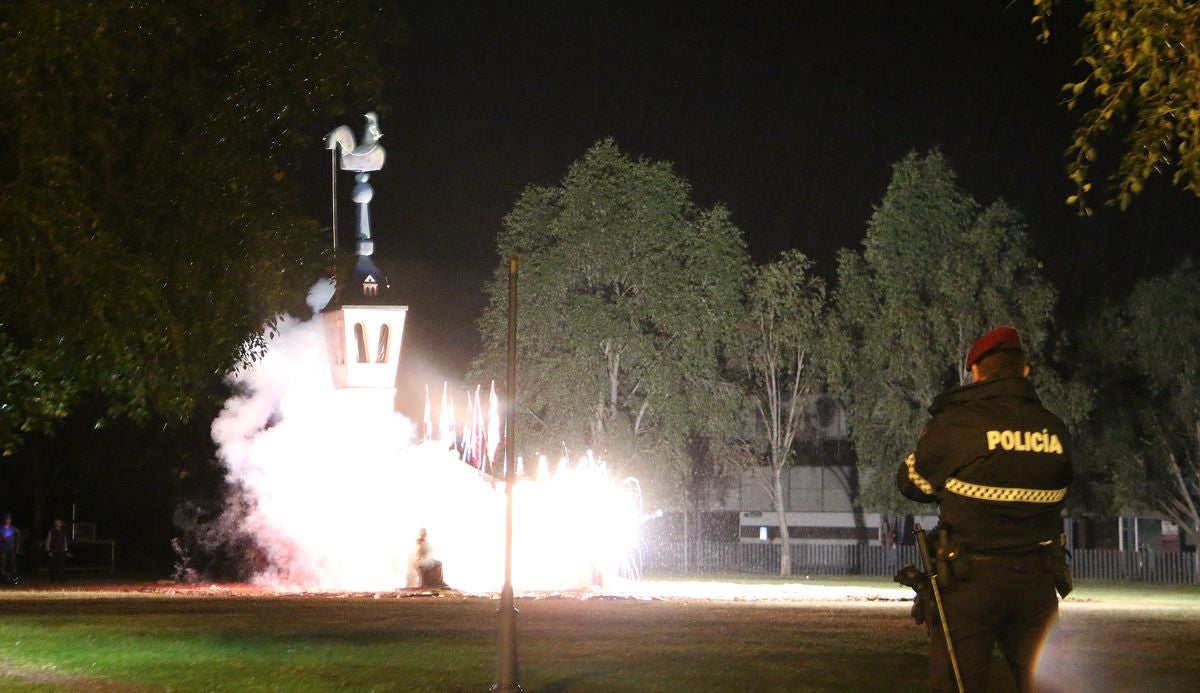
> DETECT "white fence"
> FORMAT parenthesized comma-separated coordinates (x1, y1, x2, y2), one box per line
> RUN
(1071, 548, 1198, 584)
(640, 541, 1198, 584)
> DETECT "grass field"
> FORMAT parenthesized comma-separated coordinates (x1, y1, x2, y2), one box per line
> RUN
(0, 577, 1196, 692)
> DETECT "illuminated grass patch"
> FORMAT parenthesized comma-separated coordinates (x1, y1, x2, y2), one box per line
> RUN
(0, 579, 1195, 692)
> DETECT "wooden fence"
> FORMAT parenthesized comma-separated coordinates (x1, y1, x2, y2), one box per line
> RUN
(639, 541, 1198, 584)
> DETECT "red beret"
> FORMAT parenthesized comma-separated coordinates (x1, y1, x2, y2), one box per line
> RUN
(966, 325, 1022, 369)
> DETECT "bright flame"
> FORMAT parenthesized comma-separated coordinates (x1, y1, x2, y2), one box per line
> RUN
(210, 280, 645, 593)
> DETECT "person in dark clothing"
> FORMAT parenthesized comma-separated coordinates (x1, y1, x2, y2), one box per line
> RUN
(897, 325, 1074, 693)
(44, 517, 70, 583)
(0, 514, 20, 584)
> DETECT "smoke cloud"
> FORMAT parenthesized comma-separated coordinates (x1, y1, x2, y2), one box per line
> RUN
(204, 279, 642, 593)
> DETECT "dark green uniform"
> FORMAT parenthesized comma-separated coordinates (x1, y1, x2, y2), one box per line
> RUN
(897, 375, 1073, 692)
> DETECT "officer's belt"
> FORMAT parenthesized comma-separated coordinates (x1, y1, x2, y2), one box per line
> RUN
(965, 547, 1040, 560)
(961, 539, 1055, 558)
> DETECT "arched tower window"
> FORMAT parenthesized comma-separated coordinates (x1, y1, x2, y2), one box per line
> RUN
(376, 324, 390, 363)
(363, 276, 378, 297)
(354, 323, 369, 363)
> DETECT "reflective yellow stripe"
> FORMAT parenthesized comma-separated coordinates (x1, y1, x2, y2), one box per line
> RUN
(944, 477, 1067, 503)
(905, 454, 935, 495)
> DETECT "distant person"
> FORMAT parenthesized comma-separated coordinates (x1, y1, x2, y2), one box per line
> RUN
(45, 517, 70, 583)
(1, 514, 20, 584)
(411, 527, 448, 589)
(897, 326, 1074, 692)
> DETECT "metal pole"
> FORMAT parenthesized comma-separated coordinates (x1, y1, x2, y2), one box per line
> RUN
(915, 524, 964, 693)
(331, 147, 339, 252)
(683, 497, 689, 574)
(493, 256, 521, 692)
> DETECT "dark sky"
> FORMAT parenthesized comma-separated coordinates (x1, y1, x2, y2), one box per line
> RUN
(337, 1, 1200, 383)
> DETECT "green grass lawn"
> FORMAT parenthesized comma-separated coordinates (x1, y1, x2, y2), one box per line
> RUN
(0, 577, 1195, 692)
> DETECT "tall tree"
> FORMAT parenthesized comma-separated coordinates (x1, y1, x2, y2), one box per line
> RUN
(1033, 0, 1200, 212)
(827, 150, 1070, 512)
(0, 1, 396, 454)
(471, 139, 751, 502)
(732, 251, 826, 576)
(1079, 262, 1200, 574)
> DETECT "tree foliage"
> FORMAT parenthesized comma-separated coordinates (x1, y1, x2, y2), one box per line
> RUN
(1034, 0, 1200, 212)
(1079, 262, 1200, 562)
(732, 250, 826, 575)
(0, 1, 395, 453)
(827, 150, 1069, 512)
(471, 139, 751, 501)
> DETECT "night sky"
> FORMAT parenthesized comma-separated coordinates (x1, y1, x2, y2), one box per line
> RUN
(334, 2, 1200, 383)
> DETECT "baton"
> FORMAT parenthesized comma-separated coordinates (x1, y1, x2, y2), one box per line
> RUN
(916, 523, 964, 693)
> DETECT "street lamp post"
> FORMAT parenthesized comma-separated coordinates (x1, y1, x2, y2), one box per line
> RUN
(493, 256, 521, 692)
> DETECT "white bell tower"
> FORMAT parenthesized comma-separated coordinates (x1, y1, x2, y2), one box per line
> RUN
(323, 304, 406, 389)
(322, 112, 408, 390)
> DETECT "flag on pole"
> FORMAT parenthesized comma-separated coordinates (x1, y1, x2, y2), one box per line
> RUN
(422, 384, 433, 441)
(460, 390, 475, 466)
(440, 382, 455, 450)
(486, 381, 501, 471)
(473, 384, 485, 472)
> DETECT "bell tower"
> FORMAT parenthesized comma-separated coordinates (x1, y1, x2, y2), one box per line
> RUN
(322, 113, 408, 390)
(322, 302, 406, 389)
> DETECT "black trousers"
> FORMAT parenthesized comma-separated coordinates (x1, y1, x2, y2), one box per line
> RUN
(0, 549, 16, 578)
(929, 552, 1058, 692)
(49, 552, 67, 582)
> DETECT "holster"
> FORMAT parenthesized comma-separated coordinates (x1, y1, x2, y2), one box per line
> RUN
(931, 527, 969, 590)
(1041, 534, 1074, 598)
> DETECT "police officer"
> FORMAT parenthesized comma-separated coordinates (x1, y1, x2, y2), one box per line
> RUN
(897, 325, 1073, 692)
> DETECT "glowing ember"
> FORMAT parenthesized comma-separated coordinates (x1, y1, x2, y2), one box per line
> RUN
(210, 280, 646, 593)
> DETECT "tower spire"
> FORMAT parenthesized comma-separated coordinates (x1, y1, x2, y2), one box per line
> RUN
(322, 113, 407, 390)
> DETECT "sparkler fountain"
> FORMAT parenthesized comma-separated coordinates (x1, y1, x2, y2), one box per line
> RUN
(206, 114, 647, 595)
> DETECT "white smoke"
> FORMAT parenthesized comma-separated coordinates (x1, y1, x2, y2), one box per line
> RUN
(207, 279, 643, 593)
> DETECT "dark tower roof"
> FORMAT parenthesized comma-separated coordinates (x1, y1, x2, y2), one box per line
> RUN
(324, 254, 394, 310)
